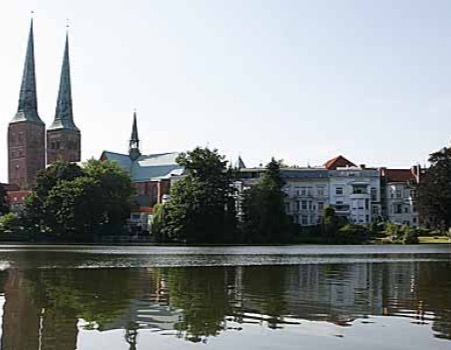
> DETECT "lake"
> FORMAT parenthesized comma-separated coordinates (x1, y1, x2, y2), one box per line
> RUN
(0, 245, 449, 349)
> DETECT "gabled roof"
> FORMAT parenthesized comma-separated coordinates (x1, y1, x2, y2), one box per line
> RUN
(101, 151, 184, 182)
(381, 169, 417, 183)
(324, 155, 356, 170)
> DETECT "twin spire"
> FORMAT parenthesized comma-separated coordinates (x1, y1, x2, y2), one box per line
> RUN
(12, 19, 42, 124)
(12, 18, 77, 131)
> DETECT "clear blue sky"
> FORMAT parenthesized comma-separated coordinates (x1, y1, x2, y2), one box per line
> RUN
(1, 0, 450, 182)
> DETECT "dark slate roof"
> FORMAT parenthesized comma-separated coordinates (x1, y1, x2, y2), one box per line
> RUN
(11, 19, 44, 125)
(101, 151, 184, 182)
(48, 33, 79, 131)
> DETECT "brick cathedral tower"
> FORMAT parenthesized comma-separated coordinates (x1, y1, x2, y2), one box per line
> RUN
(7, 19, 45, 190)
(47, 32, 81, 164)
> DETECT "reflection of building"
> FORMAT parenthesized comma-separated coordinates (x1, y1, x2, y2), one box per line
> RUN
(1, 269, 78, 350)
(101, 299, 183, 331)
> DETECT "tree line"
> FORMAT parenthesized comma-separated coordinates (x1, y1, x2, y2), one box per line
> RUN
(1, 144, 451, 243)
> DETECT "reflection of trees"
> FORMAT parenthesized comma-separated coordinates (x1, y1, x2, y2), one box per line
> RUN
(241, 266, 287, 328)
(165, 267, 232, 342)
(417, 262, 451, 340)
(1, 268, 140, 350)
(26, 268, 137, 328)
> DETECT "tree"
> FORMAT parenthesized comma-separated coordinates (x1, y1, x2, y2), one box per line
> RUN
(241, 158, 293, 243)
(83, 159, 135, 228)
(159, 147, 236, 243)
(417, 146, 451, 231)
(25, 160, 134, 240)
(26, 162, 84, 230)
(0, 183, 9, 216)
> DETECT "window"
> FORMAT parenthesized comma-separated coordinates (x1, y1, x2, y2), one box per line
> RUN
(413, 217, 417, 224)
(317, 187, 324, 196)
(404, 207, 409, 213)
(301, 201, 307, 210)
(335, 187, 344, 195)
(395, 204, 402, 214)
(318, 202, 324, 211)
(300, 187, 307, 196)
(371, 187, 377, 201)
(301, 216, 308, 225)
(295, 201, 300, 211)
(396, 189, 402, 198)
(353, 185, 367, 194)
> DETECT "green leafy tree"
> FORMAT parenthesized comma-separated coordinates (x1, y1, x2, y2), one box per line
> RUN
(25, 160, 134, 240)
(0, 183, 9, 215)
(241, 158, 293, 243)
(26, 162, 84, 230)
(0, 212, 21, 232)
(160, 147, 236, 243)
(417, 146, 451, 231)
(83, 159, 135, 228)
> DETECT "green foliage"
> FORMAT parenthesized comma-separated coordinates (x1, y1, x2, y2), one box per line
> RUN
(166, 267, 229, 342)
(417, 146, 451, 230)
(0, 183, 9, 216)
(0, 212, 21, 232)
(336, 224, 369, 244)
(25, 160, 134, 240)
(151, 203, 167, 242)
(241, 158, 294, 243)
(158, 147, 237, 243)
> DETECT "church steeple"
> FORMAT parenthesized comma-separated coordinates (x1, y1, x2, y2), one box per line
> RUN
(129, 111, 141, 161)
(8, 18, 46, 189)
(49, 31, 78, 131)
(46, 29, 81, 165)
(11, 18, 43, 124)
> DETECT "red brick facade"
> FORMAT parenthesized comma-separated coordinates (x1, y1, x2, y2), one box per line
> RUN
(47, 128, 81, 164)
(8, 121, 45, 190)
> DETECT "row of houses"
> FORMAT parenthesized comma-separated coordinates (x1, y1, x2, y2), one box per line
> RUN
(2, 112, 423, 230)
(99, 115, 423, 230)
(237, 156, 421, 227)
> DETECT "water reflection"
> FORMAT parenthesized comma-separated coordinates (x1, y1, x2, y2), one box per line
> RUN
(0, 258, 449, 349)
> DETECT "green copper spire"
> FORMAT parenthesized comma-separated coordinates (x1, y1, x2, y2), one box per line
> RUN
(129, 110, 141, 161)
(49, 32, 79, 131)
(11, 18, 44, 124)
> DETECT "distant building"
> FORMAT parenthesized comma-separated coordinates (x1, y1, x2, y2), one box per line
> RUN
(100, 112, 184, 229)
(6, 19, 81, 217)
(380, 166, 421, 227)
(238, 155, 382, 226)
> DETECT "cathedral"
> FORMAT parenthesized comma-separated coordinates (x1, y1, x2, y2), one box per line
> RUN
(7, 19, 81, 190)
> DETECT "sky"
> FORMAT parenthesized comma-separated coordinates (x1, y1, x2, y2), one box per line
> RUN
(1, 0, 451, 182)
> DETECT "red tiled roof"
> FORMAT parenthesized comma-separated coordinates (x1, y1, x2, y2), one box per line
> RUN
(324, 155, 356, 170)
(381, 169, 416, 183)
(6, 190, 32, 204)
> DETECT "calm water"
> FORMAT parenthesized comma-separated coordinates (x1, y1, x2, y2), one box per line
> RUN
(0, 245, 450, 350)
